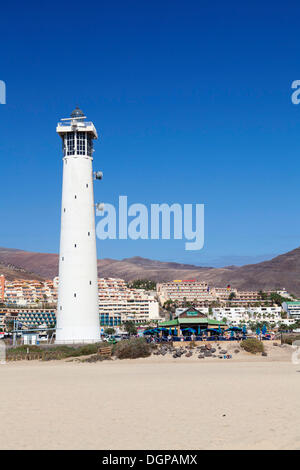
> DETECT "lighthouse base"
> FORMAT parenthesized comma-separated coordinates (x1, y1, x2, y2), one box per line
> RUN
(55, 339, 100, 345)
(55, 324, 101, 345)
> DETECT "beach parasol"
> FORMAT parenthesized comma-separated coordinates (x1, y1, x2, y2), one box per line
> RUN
(262, 325, 267, 335)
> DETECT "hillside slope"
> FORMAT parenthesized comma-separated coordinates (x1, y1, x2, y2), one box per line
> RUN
(0, 247, 299, 295)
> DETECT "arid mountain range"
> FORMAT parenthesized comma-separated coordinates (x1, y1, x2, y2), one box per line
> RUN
(0, 246, 300, 295)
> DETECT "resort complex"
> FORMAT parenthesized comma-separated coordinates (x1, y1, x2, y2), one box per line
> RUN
(0, 276, 159, 330)
(0, 273, 299, 337)
(157, 279, 291, 306)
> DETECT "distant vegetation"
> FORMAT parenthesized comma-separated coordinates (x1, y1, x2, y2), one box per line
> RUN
(6, 339, 154, 362)
(241, 338, 264, 354)
(104, 327, 116, 335)
(6, 344, 100, 361)
(258, 291, 293, 305)
(124, 321, 138, 336)
(281, 334, 300, 345)
(127, 279, 156, 290)
(113, 338, 152, 360)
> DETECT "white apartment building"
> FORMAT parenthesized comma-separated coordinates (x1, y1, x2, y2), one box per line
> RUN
(272, 288, 291, 298)
(3, 278, 57, 305)
(98, 278, 160, 325)
(212, 306, 284, 327)
(212, 287, 238, 301)
(212, 307, 250, 326)
(248, 306, 282, 321)
(1, 276, 160, 326)
(99, 298, 160, 325)
(282, 302, 300, 320)
(157, 280, 215, 304)
(157, 280, 261, 305)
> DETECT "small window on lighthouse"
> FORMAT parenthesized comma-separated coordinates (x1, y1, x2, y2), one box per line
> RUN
(74, 293, 76, 298)
(89, 281, 92, 285)
(86, 184, 88, 188)
(74, 244, 77, 248)
(88, 232, 90, 236)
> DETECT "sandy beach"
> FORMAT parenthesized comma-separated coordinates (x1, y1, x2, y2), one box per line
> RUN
(0, 342, 300, 450)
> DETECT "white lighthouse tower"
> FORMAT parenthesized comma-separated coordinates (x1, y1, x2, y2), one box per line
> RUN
(56, 107, 101, 343)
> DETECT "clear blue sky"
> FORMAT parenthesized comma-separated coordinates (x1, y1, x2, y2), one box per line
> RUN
(1, 0, 300, 266)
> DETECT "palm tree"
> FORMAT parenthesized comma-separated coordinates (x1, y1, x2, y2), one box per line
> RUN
(124, 321, 137, 336)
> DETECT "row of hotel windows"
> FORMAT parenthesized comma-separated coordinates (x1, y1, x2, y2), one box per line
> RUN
(14, 315, 122, 327)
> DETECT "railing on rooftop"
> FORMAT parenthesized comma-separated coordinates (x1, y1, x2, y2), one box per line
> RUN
(4, 303, 57, 310)
(58, 121, 94, 127)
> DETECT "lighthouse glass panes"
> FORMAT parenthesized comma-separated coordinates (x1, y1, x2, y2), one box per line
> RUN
(65, 132, 75, 156)
(87, 136, 93, 156)
(63, 131, 93, 156)
(77, 132, 86, 155)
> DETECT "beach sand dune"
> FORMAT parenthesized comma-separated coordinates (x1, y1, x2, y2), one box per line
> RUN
(0, 350, 300, 450)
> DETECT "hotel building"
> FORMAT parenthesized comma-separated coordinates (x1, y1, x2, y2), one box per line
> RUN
(0, 275, 160, 329)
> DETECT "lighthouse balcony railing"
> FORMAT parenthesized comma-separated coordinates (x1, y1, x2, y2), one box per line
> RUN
(58, 121, 94, 128)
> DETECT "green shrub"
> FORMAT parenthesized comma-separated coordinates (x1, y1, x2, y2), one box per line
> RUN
(241, 338, 264, 354)
(6, 345, 43, 357)
(104, 327, 116, 335)
(7, 343, 100, 360)
(113, 338, 151, 360)
(43, 344, 99, 359)
(72, 344, 99, 356)
(281, 335, 300, 345)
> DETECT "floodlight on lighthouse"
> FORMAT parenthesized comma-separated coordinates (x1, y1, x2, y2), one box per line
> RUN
(96, 202, 105, 212)
(94, 171, 103, 180)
